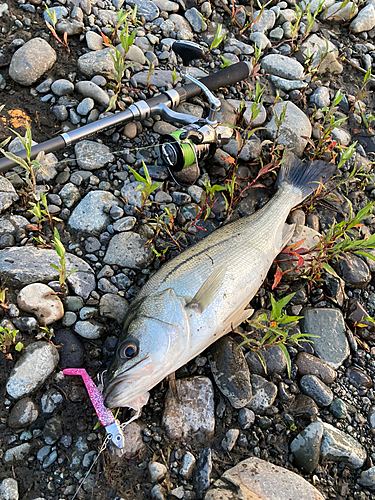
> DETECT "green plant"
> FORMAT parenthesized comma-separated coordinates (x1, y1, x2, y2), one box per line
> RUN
(171, 67, 179, 86)
(36, 325, 55, 342)
(0, 287, 9, 312)
(350, 67, 372, 118)
(210, 24, 226, 51)
(44, 4, 70, 53)
(127, 162, 162, 212)
(220, 55, 233, 68)
(0, 123, 44, 196)
(0, 326, 23, 360)
(146, 58, 156, 88)
(50, 228, 77, 293)
(107, 47, 139, 110)
(236, 293, 314, 377)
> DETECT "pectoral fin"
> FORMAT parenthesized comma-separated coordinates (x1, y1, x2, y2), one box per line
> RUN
(222, 307, 254, 335)
(187, 264, 226, 314)
(281, 223, 295, 249)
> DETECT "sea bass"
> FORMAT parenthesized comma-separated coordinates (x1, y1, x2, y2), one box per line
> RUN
(103, 154, 334, 409)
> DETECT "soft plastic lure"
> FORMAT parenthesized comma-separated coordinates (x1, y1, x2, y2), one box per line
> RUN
(63, 368, 125, 449)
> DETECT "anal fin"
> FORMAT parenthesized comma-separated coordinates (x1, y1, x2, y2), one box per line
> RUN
(222, 307, 254, 335)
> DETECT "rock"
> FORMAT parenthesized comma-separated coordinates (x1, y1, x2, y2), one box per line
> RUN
(346, 366, 372, 388)
(226, 99, 267, 126)
(149, 462, 167, 482)
(75, 81, 110, 107)
(0, 478, 19, 500)
(1, 246, 95, 299)
(320, 422, 366, 468)
(329, 398, 348, 419)
(77, 47, 116, 78)
(132, 69, 182, 88)
(299, 34, 343, 75)
(246, 344, 287, 376)
(289, 394, 319, 421)
(248, 375, 278, 414)
(162, 376, 215, 441)
(0, 177, 18, 213)
(347, 298, 375, 341)
(196, 449, 212, 497)
(121, 181, 144, 208)
(56, 19, 84, 35)
(204, 457, 325, 500)
(17, 283, 64, 325)
(208, 337, 252, 408)
(86, 31, 104, 50)
(6, 342, 59, 399)
(290, 421, 324, 473)
(127, 0, 159, 21)
(76, 98, 95, 116)
(51, 79, 74, 96)
(300, 375, 334, 407)
(124, 45, 146, 65)
(334, 252, 371, 288)
(358, 467, 375, 490)
(0, 215, 28, 237)
(310, 86, 330, 108)
(53, 105, 68, 121)
(180, 451, 196, 479)
(117, 421, 145, 459)
(74, 140, 114, 170)
(9, 38, 56, 86)
(74, 320, 106, 339)
(252, 9, 276, 32)
(249, 32, 271, 50)
(104, 232, 154, 269)
(68, 191, 119, 235)
(322, 1, 358, 22)
(221, 428, 240, 452)
(301, 0, 335, 13)
(185, 7, 207, 31)
(262, 54, 304, 80)
(151, 484, 166, 500)
(4, 443, 31, 463)
(54, 329, 84, 369)
(266, 101, 312, 157)
(351, 3, 375, 32)
(330, 127, 351, 146)
(43, 416, 62, 444)
(59, 183, 81, 208)
(269, 75, 308, 92)
(300, 308, 349, 370)
(8, 398, 39, 428)
(99, 293, 129, 324)
(41, 388, 63, 414)
(295, 352, 336, 384)
(113, 216, 137, 232)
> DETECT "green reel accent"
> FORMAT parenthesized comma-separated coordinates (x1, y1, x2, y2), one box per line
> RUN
(171, 130, 196, 168)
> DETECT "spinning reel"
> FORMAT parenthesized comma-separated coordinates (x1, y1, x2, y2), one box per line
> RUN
(158, 41, 234, 185)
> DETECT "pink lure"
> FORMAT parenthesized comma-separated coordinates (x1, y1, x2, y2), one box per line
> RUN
(63, 368, 124, 448)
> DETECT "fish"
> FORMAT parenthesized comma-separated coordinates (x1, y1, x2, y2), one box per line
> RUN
(103, 154, 335, 409)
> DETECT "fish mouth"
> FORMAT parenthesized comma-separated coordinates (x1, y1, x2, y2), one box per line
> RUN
(103, 357, 153, 408)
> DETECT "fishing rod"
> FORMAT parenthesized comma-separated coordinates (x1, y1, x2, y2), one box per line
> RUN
(0, 41, 251, 183)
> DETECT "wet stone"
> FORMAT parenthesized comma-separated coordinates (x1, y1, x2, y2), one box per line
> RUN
(8, 398, 39, 428)
(300, 375, 333, 407)
(346, 366, 372, 388)
(296, 352, 336, 384)
(248, 375, 278, 414)
(246, 344, 287, 376)
(205, 457, 325, 500)
(321, 422, 366, 468)
(6, 342, 59, 399)
(289, 394, 319, 421)
(0, 478, 19, 500)
(54, 329, 84, 369)
(290, 421, 324, 473)
(329, 398, 348, 419)
(162, 377, 215, 442)
(300, 308, 349, 369)
(208, 337, 252, 408)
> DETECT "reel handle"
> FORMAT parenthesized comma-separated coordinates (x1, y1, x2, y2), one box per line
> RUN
(172, 41, 206, 67)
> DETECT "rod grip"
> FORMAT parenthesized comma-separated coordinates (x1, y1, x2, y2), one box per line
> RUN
(0, 136, 66, 173)
(183, 61, 251, 100)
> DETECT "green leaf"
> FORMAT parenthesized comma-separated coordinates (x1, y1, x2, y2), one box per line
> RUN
(279, 344, 291, 378)
(15, 342, 23, 352)
(127, 165, 146, 184)
(354, 250, 375, 261)
(0, 150, 30, 170)
(50, 264, 60, 271)
(321, 261, 340, 278)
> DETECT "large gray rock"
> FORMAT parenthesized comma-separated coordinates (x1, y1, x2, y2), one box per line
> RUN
(321, 1, 358, 22)
(6, 343, 59, 399)
(252, 9, 276, 32)
(320, 422, 366, 468)
(351, 4, 375, 32)
(295, 352, 336, 384)
(68, 191, 119, 235)
(299, 34, 343, 75)
(0, 215, 28, 236)
(162, 377, 215, 441)
(77, 47, 116, 78)
(0, 177, 18, 213)
(204, 457, 325, 500)
(75, 81, 110, 107)
(266, 101, 312, 157)
(74, 140, 114, 170)
(9, 38, 56, 86)
(104, 232, 154, 269)
(132, 69, 181, 88)
(208, 337, 252, 408)
(300, 308, 350, 369)
(290, 421, 324, 473)
(0, 247, 95, 299)
(262, 54, 304, 80)
(0, 478, 19, 500)
(126, 0, 159, 20)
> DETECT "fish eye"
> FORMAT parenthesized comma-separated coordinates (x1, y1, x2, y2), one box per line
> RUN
(119, 340, 138, 359)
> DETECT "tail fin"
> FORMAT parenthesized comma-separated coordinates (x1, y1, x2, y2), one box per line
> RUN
(277, 152, 336, 205)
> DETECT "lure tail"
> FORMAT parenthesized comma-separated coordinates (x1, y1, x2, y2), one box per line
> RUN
(276, 152, 336, 206)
